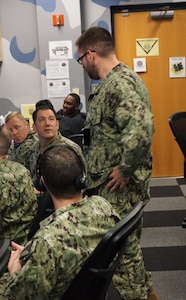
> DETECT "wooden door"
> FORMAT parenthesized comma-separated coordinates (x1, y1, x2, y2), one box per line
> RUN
(111, 5, 186, 177)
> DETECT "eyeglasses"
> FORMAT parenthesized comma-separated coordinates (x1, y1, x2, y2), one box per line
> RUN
(77, 50, 96, 65)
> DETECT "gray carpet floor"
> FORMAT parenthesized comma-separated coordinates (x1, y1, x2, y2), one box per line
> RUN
(141, 177, 186, 300)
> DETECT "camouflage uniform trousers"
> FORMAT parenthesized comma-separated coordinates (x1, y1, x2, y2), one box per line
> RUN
(97, 184, 152, 300)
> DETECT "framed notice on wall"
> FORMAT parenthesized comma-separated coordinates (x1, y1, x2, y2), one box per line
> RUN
(21, 104, 35, 127)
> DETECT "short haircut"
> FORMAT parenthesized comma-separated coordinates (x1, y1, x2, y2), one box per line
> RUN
(40, 145, 83, 199)
(5, 112, 27, 124)
(69, 93, 80, 106)
(75, 26, 115, 57)
(32, 106, 57, 123)
(35, 99, 54, 110)
(0, 126, 12, 156)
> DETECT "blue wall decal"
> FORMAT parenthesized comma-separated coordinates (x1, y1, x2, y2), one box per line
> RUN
(41, 68, 46, 75)
(10, 36, 36, 63)
(21, 0, 56, 12)
(97, 20, 109, 31)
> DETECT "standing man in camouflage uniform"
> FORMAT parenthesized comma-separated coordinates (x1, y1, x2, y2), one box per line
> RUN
(76, 27, 158, 300)
(0, 125, 37, 245)
(5, 112, 38, 166)
(0, 145, 120, 299)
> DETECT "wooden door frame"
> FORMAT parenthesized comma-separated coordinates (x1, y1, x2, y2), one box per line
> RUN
(111, 2, 186, 31)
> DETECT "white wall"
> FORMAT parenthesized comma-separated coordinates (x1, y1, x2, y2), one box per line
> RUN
(0, 0, 86, 115)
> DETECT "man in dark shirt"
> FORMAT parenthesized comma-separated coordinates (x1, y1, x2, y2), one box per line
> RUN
(56, 93, 86, 138)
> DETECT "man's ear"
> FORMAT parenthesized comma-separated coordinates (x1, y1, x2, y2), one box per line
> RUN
(32, 123, 37, 133)
(56, 120, 59, 130)
(87, 49, 96, 65)
(26, 121, 30, 128)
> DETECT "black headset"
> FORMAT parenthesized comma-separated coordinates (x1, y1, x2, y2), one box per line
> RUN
(35, 153, 46, 192)
(35, 145, 88, 192)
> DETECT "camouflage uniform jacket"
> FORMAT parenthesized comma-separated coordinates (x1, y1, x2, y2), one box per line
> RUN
(8, 130, 38, 166)
(84, 62, 154, 207)
(0, 195, 120, 300)
(0, 158, 38, 245)
(25, 132, 85, 185)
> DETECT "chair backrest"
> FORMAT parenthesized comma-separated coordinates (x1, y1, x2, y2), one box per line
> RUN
(0, 239, 10, 277)
(169, 112, 186, 158)
(68, 133, 84, 149)
(0, 203, 143, 299)
(80, 112, 87, 120)
(61, 201, 143, 300)
(28, 191, 54, 240)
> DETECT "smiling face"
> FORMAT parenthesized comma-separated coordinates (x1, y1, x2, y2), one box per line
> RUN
(63, 95, 79, 115)
(6, 116, 30, 143)
(33, 108, 59, 141)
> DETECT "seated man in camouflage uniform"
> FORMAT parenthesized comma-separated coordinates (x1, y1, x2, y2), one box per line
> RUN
(5, 112, 38, 166)
(0, 125, 38, 245)
(25, 104, 84, 187)
(24, 104, 85, 237)
(0, 145, 120, 299)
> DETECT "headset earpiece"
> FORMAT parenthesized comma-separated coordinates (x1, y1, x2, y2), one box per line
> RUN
(76, 174, 88, 190)
(35, 154, 46, 192)
(35, 177, 46, 192)
(60, 145, 88, 191)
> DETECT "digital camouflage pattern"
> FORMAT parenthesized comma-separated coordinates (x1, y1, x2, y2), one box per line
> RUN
(83, 62, 154, 299)
(84, 62, 154, 210)
(112, 221, 152, 299)
(25, 132, 85, 185)
(8, 130, 38, 166)
(0, 195, 120, 300)
(0, 158, 38, 245)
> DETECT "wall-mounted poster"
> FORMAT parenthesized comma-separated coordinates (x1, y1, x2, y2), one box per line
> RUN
(46, 60, 69, 79)
(169, 57, 186, 78)
(47, 79, 70, 98)
(49, 41, 73, 60)
(21, 104, 35, 126)
(136, 38, 159, 56)
(133, 58, 146, 72)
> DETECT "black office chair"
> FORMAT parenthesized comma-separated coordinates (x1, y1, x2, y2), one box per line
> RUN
(28, 191, 54, 240)
(61, 201, 143, 300)
(169, 111, 186, 228)
(0, 239, 11, 277)
(68, 133, 84, 149)
(0, 202, 143, 299)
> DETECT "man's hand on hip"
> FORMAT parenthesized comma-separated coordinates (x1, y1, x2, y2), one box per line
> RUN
(105, 166, 130, 192)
